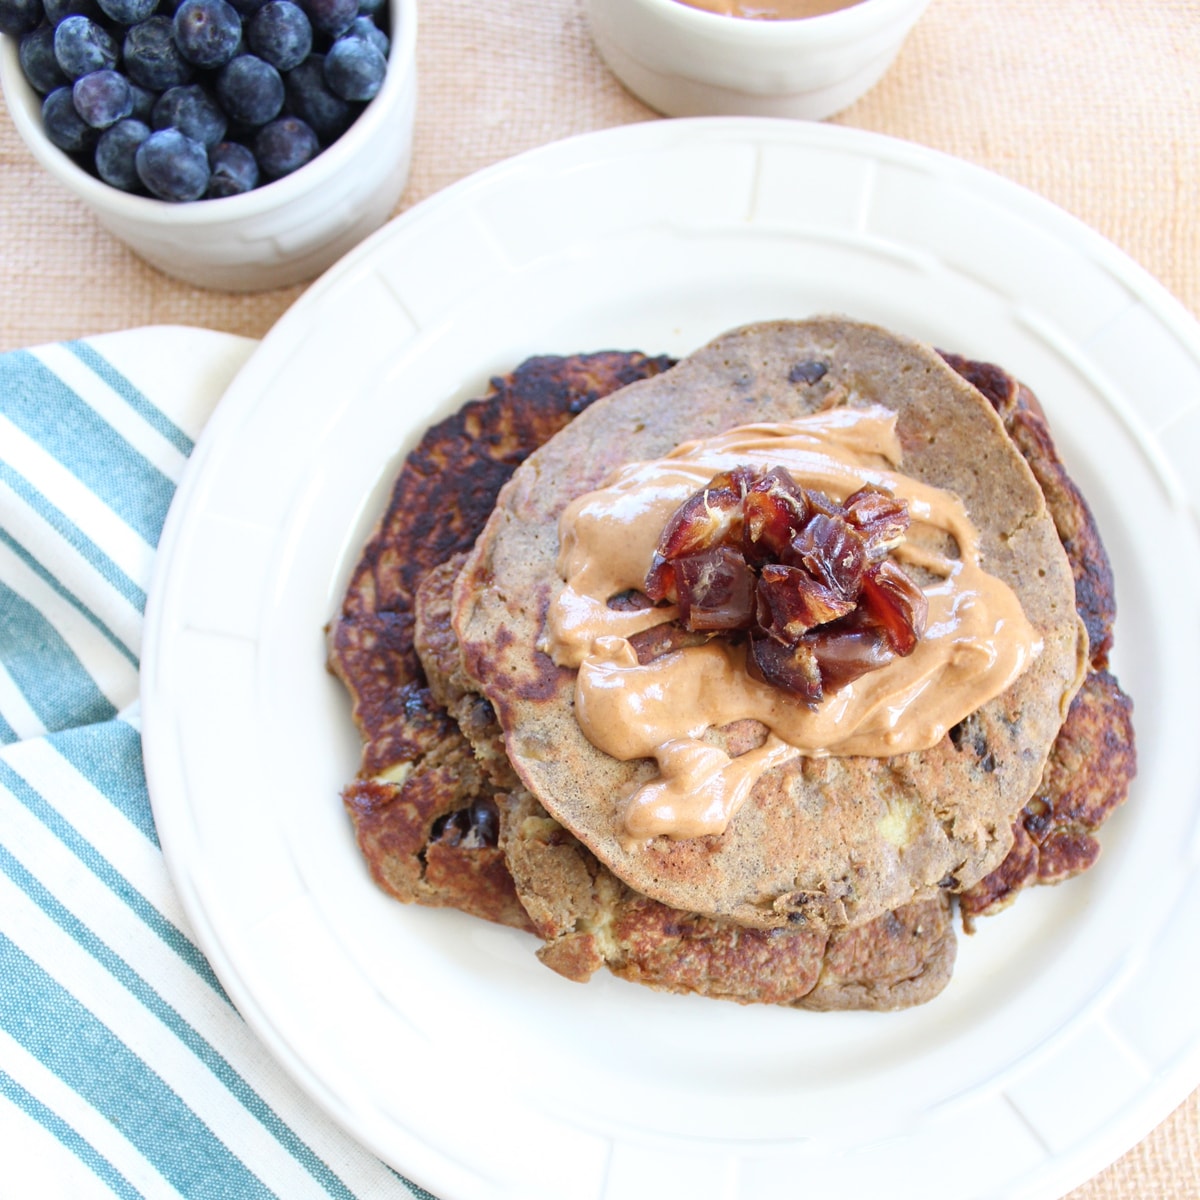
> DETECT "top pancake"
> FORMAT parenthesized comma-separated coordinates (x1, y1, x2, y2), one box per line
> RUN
(452, 319, 1089, 931)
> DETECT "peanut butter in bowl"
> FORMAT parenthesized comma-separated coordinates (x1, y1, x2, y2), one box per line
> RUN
(675, 0, 864, 18)
(585, 0, 932, 119)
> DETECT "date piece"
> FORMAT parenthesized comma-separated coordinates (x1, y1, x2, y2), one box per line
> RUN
(642, 467, 926, 702)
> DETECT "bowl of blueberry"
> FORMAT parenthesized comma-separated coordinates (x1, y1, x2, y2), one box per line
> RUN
(0, 0, 415, 289)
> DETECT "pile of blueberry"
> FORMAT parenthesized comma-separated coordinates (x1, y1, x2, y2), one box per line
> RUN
(0, 0, 389, 200)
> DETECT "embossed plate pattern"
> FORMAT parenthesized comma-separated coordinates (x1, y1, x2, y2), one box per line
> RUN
(142, 119, 1200, 1200)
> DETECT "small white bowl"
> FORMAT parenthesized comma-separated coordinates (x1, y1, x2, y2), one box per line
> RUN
(586, 0, 931, 120)
(0, 0, 416, 292)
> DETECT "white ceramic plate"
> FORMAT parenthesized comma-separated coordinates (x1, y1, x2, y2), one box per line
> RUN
(142, 118, 1200, 1200)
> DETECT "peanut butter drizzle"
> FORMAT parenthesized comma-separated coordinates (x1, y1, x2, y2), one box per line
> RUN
(543, 407, 1041, 844)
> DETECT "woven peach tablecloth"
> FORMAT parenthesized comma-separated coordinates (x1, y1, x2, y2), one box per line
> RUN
(2, 1, 1196, 1195)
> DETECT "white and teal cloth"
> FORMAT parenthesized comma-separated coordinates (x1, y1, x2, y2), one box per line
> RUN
(0, 328, 434, 1199)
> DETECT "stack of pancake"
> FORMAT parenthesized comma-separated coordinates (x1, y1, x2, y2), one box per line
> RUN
(328, 319, 1135, 1011)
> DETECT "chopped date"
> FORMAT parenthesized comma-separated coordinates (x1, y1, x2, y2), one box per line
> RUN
(757, 563, 855, 642)
(675, 546, 756, 631)
(645, 477, 745, 601)
(747, 634, 823, 703)
(606, 587, 654, 612)
(843, 484, 911, 559)
(784, 511, 866, 597)
(643, 553, 677, 605)
(743, 466, 809, 562)
(860, 559, 928, 656)
(809, 622, 896, 691)
(640, 463, 927, 702)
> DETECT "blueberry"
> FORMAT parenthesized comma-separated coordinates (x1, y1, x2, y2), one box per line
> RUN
(128, 81, 156, 121)
(18, 24, 68, 94)
(20, 0, 370, 201)
(95, 0, 157, 22)
(135, 127, 210, 199)
(253, 113, 316, 177)
(323, 34, 383, 101)
(53, 15, 118, 80)
(283, 52, 351, 141)
(0, 0, 42, 38)
(206, 139, 258, 196)
(95, 117, 150, 189)
(41, 85, 98, 153)
(73, 68, 133, 128)
(153, 82, 227, 145)
(342, 14, 386, 57)
(123, 16, 195, 89)
(173, 0, 242, 68)
(216, 53, 283, 124)
(247, 1, 310, 71)
(299, 0, 354, 37)
(42, 0, 99, 24)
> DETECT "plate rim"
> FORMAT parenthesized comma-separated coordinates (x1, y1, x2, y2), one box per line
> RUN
(141, 115, 1200, 1200)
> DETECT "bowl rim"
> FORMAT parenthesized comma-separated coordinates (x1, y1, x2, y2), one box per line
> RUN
(0, 0, 416, 227)
(593, 0, 931, 44)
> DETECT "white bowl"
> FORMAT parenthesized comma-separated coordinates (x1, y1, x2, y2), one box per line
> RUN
(586, 0, 931, 120)
(0, 0, 417, 292)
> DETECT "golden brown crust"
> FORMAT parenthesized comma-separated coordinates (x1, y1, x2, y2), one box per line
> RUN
(959, 669, 1135, 923)
(329, 352, 675, 924)
(344, 770, 533, 931)
(939, 351, 1116, 669)
(328, 351, 677, 776)
(940, 352, 1133, 924)
(606, 895, 829, 1005)
(494, 786, 954, 1010)
(801, 899, 956, 1012)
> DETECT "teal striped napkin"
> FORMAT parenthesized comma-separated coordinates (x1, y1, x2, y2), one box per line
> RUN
(0, 328, 435, 1200)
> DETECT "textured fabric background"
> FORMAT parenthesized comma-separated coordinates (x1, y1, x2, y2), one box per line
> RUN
(1, 1, 1196, 1195)
(2, 0, 1197, 354)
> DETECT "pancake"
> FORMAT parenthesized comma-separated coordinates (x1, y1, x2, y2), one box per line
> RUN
(451, 318, 1090, 932)
(938, 351, 1116, 671)
(959, 667, 1134, 924)
(329, 325, 1133, 1012)
(937, 350, 1135, 922)
(414, 551, 957, 1009)
(503, 787, 957, 1010)
(328, 351, 674, 924)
